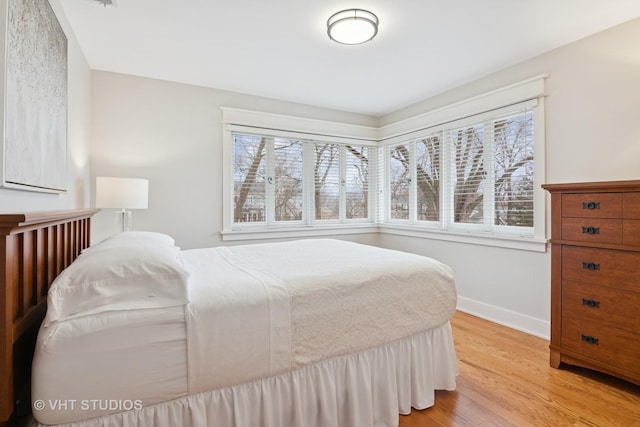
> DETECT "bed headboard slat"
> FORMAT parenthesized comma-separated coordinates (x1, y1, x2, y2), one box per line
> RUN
(0, 209, 99, 427)
(21, 232, 35, 318)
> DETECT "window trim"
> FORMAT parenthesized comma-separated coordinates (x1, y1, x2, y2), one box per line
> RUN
(221, 74, 547, 251)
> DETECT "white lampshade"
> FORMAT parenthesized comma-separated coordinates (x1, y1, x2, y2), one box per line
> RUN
(96, 177, 149, 209)
(327, 9, 378, 45)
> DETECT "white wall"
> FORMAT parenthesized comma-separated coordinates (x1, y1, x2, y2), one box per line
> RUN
(0, 0, 91, 212)
(378, 17, 640, 337)
(89, 71, 379, 248)
(89, 18, 640, 338)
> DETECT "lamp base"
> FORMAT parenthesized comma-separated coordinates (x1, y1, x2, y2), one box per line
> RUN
(114, 210, 133, 233)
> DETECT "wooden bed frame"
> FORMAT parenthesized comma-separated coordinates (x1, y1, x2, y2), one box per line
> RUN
(0, 209, 99, 427)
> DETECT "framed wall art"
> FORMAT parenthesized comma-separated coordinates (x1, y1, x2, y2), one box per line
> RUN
(1, 0, 67, 193)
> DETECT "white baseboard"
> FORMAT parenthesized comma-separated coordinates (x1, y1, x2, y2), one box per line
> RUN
(456, 296, 550, 340)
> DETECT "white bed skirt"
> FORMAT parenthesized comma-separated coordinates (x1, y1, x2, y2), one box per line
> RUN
(38, 323, 457, 427)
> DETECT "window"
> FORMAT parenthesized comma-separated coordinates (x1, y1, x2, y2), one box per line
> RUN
(345, 146, 370, 220)
(388, 144, 411, 220)
(382, 106, 536, 237)
(273, 138, 304, 222)
(416, 135, 441, 222)
(223, 75, 546, 248)
(492, 112, 534, 228)
(314, 143, 371, 221)
(233, 134, 267, 223)
(231, 132, 374, 230)
(233, 135, 305, 225)
(314, 143, 340, 220)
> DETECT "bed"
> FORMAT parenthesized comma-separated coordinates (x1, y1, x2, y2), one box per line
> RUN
(1, 209, 458, 427)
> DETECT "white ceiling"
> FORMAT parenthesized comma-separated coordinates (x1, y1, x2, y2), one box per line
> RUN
(58, 0, 640, 116)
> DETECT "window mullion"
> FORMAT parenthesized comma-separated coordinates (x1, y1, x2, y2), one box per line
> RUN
(368, 148, 378, 223)
(409, 141, 417, 223)
(339, 146, 346, 222)
(303, 141, 315, 226)
(441, 131, 453, 230)
(484, 121, 495, 232)
(382, 146, 390, 222)
(265, 138, 275, 225)
(436, 132, 445, 230)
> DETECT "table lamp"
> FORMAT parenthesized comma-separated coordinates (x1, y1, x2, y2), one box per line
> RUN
(95, 177, 149, 233)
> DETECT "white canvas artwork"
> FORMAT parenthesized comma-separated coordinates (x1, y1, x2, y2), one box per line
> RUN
(2, 0, 67, 192)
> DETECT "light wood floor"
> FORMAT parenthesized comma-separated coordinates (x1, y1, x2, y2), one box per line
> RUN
(400, 311, 640, 427)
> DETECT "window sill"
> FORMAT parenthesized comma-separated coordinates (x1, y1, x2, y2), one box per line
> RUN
(222, 223, 548, 252)
(221, 224, 379, 241)
(379, 224, 548, 252)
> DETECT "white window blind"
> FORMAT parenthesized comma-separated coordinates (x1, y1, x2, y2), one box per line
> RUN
(382, 104, 536, 236)
(449, 124, 485, 226)
(444, 109, 534, 231)
(492, 110, 534, 228)
(415, 134, 441, 222)
(345, 145, 369, 220)
(314, 143, 341, 220)
(272, 138, 304, 223)
(388, 143, 411, 220)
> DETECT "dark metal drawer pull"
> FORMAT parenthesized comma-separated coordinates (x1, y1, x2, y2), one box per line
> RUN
(582, 226, 600, 235)
(582, 262, 600, 271)
(582, 298, 600, 308)
(581, 334, 599, 345)
(582, 202, 600, 210)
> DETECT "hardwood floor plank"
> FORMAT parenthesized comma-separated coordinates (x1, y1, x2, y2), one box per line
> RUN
(400, 311, 640, 427)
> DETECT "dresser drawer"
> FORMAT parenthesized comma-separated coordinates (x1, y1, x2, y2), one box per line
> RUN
(561, 218, 622, 244)
(562, 281, 640, 333)
(624, 220, 640, 247)
(562, 246, 640, 292)
(562, 193, 622, 218)
(561, 316, 640, 377)
(624, 192, 640, 219)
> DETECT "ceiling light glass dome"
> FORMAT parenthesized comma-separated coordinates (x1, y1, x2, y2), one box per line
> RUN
(327, 9, 378, 45)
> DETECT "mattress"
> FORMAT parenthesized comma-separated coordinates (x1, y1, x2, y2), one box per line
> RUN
(32, 239, 457, 425)
(184, 239, 457, 394)
(32, 306, 187, 425)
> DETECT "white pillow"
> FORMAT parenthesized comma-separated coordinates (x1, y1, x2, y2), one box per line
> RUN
(105, 231, 176, 245)
(44, 243, 189, 326)
(86, 231, 176, 250)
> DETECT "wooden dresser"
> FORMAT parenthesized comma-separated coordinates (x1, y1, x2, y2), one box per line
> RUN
(542, 180, 640, 385)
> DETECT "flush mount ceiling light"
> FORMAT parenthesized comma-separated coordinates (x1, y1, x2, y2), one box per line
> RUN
(327, 9, 378, 45)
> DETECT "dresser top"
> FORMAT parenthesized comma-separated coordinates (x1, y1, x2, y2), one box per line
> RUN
(542, 180, 640, 193)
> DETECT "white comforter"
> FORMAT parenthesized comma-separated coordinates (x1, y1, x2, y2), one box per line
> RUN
(182, 239, 457, 394)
